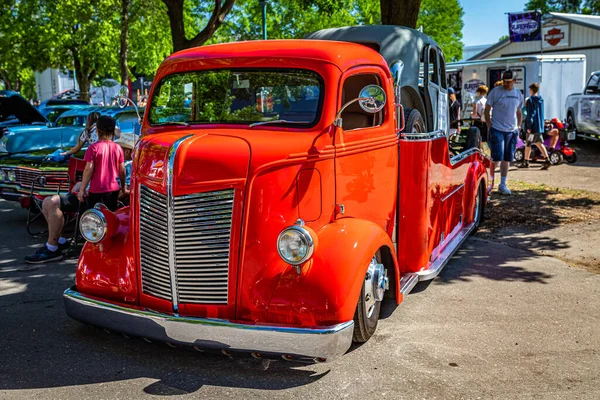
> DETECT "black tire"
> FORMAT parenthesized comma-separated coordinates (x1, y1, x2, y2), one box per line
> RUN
(550, 151, 564, 165)
(471, 183, 485, 235)
(403, 108, 426, 133)
(567, 112, 579, 142)
(566, 153, 578, 163)
(514, 148, 524, 162)
(465, 126, 481, 150)
(353, 253, 384, 343)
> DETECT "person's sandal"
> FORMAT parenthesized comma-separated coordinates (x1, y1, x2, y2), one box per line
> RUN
(541, 161, 551, 170)
(518, 162, 530, 168)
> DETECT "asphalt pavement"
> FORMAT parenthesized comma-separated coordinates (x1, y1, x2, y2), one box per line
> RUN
(1, 198, 599, 399)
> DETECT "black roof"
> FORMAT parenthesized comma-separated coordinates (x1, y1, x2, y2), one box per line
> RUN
(305, 25, 438, 88)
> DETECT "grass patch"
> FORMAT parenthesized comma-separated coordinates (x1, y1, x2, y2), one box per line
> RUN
(480, 180, 600, 235)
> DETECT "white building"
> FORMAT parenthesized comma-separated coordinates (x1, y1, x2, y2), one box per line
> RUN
(35, 68, 122, 105)
(469, 13, 600, 77)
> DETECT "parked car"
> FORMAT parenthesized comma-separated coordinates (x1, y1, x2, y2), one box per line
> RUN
(0, 106, 140, 202)
(63, 26, 492, 362)
(566, 70, 600, 140)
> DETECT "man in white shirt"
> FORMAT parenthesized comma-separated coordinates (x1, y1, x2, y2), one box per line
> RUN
(484, 70, 523, 195)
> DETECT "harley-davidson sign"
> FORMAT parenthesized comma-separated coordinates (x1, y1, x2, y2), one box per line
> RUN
(543, 25, 569, 48)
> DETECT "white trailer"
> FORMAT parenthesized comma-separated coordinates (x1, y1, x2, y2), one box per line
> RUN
(447, 54, 586, 121)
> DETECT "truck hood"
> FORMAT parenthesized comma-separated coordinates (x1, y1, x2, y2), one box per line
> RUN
(136, 131, 252, 194)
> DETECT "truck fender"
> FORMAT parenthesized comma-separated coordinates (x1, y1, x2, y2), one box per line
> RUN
(463, 160, 487, 225)
(266, 218, 400, 327)
(76, 206, 139, 304)
(463, 160, 487, 224)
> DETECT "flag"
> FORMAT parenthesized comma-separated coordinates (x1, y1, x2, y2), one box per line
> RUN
(508, 11, 542, 43)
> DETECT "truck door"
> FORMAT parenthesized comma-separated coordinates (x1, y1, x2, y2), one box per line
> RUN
(578, 73, 600, 135)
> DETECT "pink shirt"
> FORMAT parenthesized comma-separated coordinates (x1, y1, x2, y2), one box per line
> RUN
(84, 140, 124, 193)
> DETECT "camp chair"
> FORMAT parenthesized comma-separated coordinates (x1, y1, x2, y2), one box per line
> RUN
(25, 157, 87, 238)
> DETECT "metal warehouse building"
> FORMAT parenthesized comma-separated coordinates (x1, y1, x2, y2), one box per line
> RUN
(470, 13, 600, 76)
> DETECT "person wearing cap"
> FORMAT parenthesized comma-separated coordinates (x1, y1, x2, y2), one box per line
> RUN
(25, 116, 125, 264)
(448, 87, 461, 129)
(484, 70, 524, 195)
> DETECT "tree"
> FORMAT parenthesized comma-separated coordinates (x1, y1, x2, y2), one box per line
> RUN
(37, 0, 121, 102)
(380, 0, 422, 28)
(417, 0, 464, 61)
(161, 0, 236, 52)
(524, 0, 599, 15)
(120, 0, 131, 85)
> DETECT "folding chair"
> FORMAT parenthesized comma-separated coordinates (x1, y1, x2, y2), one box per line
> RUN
(25, 158, 87, 240)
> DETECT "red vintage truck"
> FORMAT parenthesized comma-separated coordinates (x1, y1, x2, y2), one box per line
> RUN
(65, 26, 493, 362)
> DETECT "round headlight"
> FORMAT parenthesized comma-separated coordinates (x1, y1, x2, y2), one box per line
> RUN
(0, 170, 6, 181)
(6, 170, 16, 182)
(80, 209, 107, 243)
(277, 224, 314, 265)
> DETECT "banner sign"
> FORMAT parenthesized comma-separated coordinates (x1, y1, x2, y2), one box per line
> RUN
(543, 25, 569, 48)
(508, 11, 542, 42)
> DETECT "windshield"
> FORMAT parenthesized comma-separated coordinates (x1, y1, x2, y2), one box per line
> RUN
(56, 115, 86, 127)
(116, 112, 139, 132)
(41, 108, 69, 123)
(148, 69, 323, 127)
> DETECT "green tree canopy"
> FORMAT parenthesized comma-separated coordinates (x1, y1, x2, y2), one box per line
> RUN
(525, 0, 600, 15)
(417, 0, 464, 61)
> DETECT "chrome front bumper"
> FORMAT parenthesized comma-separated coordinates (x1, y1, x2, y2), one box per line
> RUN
(64, 287, 354, 361)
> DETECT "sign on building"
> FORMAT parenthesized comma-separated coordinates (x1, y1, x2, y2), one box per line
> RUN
(542, 25, 569, 48)
(508, 11, 542, 42)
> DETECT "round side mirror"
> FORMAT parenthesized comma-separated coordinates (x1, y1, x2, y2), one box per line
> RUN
(358, 85, 386, 113)
(117, 85, 129, 109)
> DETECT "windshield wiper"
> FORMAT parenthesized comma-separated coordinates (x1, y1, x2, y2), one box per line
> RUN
(249, 119, 310, 128)
(153, 121, 189, 127)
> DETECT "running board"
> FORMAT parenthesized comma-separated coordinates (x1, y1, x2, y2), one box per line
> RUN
(415, 223, 475, 281)
(399, 273, 419, 296)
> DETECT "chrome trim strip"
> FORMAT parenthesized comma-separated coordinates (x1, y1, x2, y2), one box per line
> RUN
(166, 134, 194, 313)
(64, 287, 354, 361)
(441, 183, 465, 202)
(399, 273, 419, 296)
(416, 222, 474, 281)
(400, 130, 446, 141)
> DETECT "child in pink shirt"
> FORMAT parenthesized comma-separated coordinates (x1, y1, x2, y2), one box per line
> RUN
(78, 115, 125, 211)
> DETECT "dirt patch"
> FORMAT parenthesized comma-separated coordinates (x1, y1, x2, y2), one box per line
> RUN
(478, 181, 600, 273)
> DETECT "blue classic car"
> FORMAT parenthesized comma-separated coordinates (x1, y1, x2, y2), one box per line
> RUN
(0, 105, 140, 202)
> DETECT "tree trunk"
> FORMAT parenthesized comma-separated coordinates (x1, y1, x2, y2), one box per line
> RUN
(0, 71, 13, 91)
(72, 49, 96, 103)
(162, 0, 236, 52)
(120, 0, 131, 86)
(380, 0, 422, 28)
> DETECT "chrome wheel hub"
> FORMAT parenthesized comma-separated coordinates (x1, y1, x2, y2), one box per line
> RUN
(474, 190, 481, 224)
(364, 257, 388, 318)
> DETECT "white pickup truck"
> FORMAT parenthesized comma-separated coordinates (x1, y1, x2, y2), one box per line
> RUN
(566, 71, 600, 140)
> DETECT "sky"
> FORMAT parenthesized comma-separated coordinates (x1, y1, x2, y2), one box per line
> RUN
(461, 0, 527, 47)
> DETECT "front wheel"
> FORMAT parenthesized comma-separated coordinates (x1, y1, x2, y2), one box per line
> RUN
(566, 153, 578, 163)
(353, 253, 388, 343)
(550, 151, 564, 165)
(514, 148, 524, 162)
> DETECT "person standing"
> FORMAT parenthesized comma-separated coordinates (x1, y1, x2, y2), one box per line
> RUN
(519, 83, 551, 169)
(448, 88, 461, 129)
(484, 70, 524, 195)
(470, 85, 489, 144)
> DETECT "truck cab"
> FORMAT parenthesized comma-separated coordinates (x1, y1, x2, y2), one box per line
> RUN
(567, 71, 600, 139)
(64, 28, 492, 362)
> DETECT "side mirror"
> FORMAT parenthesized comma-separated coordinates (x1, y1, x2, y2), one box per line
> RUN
(334, 84, 387, 127)
(117, 85, 130, 108)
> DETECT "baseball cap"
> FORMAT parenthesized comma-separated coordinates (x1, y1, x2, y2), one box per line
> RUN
(448, 87, 455, 95)
(96, 115, 116, 132)
(114, 132, 136, 150)
(502, 70, 515, 81)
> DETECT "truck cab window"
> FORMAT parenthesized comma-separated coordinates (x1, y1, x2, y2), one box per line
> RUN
(586, 74, 599, 94)
(341, 74, 383, 131)
(429, 48, 439, 86)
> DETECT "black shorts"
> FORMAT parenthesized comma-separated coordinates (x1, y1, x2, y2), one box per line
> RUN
(88, 190, 120, 212)
(525, 132, 544, 146)
(59, 193, 88, 214)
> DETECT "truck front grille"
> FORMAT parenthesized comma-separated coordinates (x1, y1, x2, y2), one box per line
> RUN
(138, 185, 234, 305)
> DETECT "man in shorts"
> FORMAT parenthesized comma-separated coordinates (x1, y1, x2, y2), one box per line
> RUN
(484, 70, 524, 195)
